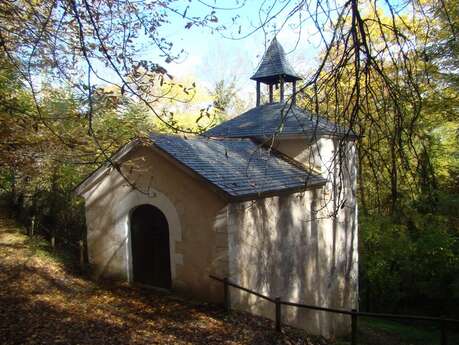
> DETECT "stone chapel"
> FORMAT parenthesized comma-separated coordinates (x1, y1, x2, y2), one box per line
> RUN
(75, 37, 358, 337)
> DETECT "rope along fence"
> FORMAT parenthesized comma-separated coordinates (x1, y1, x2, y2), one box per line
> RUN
(209, 275, 459, 345)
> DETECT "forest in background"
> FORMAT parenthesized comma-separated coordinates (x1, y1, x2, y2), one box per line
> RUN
(0, 0, 457, 319)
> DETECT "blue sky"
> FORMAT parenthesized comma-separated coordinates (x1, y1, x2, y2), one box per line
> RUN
(87, 0, 342, 109)
(134, 1, 327, 93)
(90, 0, 405, 104)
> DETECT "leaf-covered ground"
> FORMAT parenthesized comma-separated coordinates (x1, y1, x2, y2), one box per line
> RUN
(0, 211, 329, 345)
(4, 211, 454, 345)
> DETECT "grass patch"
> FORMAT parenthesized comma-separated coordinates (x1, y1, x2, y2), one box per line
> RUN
(7, 220, 82, 273)
(358, 317, 459, 345)
(28, 235, 69, 260)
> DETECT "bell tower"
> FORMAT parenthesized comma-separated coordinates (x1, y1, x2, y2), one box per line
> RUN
(251, 37, 302, 107)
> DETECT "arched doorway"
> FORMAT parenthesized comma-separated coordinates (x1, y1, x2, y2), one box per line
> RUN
(130, 204, 171, 289)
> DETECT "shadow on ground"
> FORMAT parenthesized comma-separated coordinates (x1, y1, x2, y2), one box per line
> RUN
(0, 212, 330, 345)
(5, 211, 450, 345)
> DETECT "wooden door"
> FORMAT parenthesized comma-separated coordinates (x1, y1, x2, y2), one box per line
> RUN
(130, 204, 171, 289)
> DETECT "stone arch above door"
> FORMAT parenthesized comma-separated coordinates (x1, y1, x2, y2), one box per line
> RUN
(113, 186, 182, 284)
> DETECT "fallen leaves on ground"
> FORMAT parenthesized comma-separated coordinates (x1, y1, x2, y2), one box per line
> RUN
(0, 211, 329, 345)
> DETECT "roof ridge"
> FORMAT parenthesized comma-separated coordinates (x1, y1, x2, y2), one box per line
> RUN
(151, 132, 256, 142)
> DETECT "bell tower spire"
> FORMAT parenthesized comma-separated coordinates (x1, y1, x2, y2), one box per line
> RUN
(251, 37, 302, 106)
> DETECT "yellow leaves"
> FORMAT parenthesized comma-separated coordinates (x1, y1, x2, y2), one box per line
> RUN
(151, 75, 217, 133)
(159, 75, 212, 104)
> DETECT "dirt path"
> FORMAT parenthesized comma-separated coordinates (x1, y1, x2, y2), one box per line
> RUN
(0, 211, 327, 345)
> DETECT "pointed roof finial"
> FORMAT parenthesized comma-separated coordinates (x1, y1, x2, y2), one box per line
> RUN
(250, 37, 302, 84)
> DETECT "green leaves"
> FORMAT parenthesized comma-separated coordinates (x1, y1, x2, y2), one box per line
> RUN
(360, 209, 459, 314)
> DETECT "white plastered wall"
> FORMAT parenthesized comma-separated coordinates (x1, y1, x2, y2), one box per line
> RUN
(227, 136, 358, 338)
(81, 167, 182, 283)
(77, 145, 228, 301)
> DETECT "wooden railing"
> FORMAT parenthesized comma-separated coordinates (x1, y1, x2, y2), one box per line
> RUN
(209, 275, 459, 345)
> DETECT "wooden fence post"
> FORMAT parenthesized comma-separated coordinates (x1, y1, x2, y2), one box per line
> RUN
(223, 277, 230, 312)
(79, 240, 84, 269)
(29, 216, 35, 236)
(351, 309, 358, 345)
(275, 297, 282, 332)
(441, 318, 447, 345)
(51, 235, 55, 250)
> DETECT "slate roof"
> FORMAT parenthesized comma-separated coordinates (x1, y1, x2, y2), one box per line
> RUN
(251, 37, 302, 83)
(150, 134, 326, 200)
(204, 102, 355, 139)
